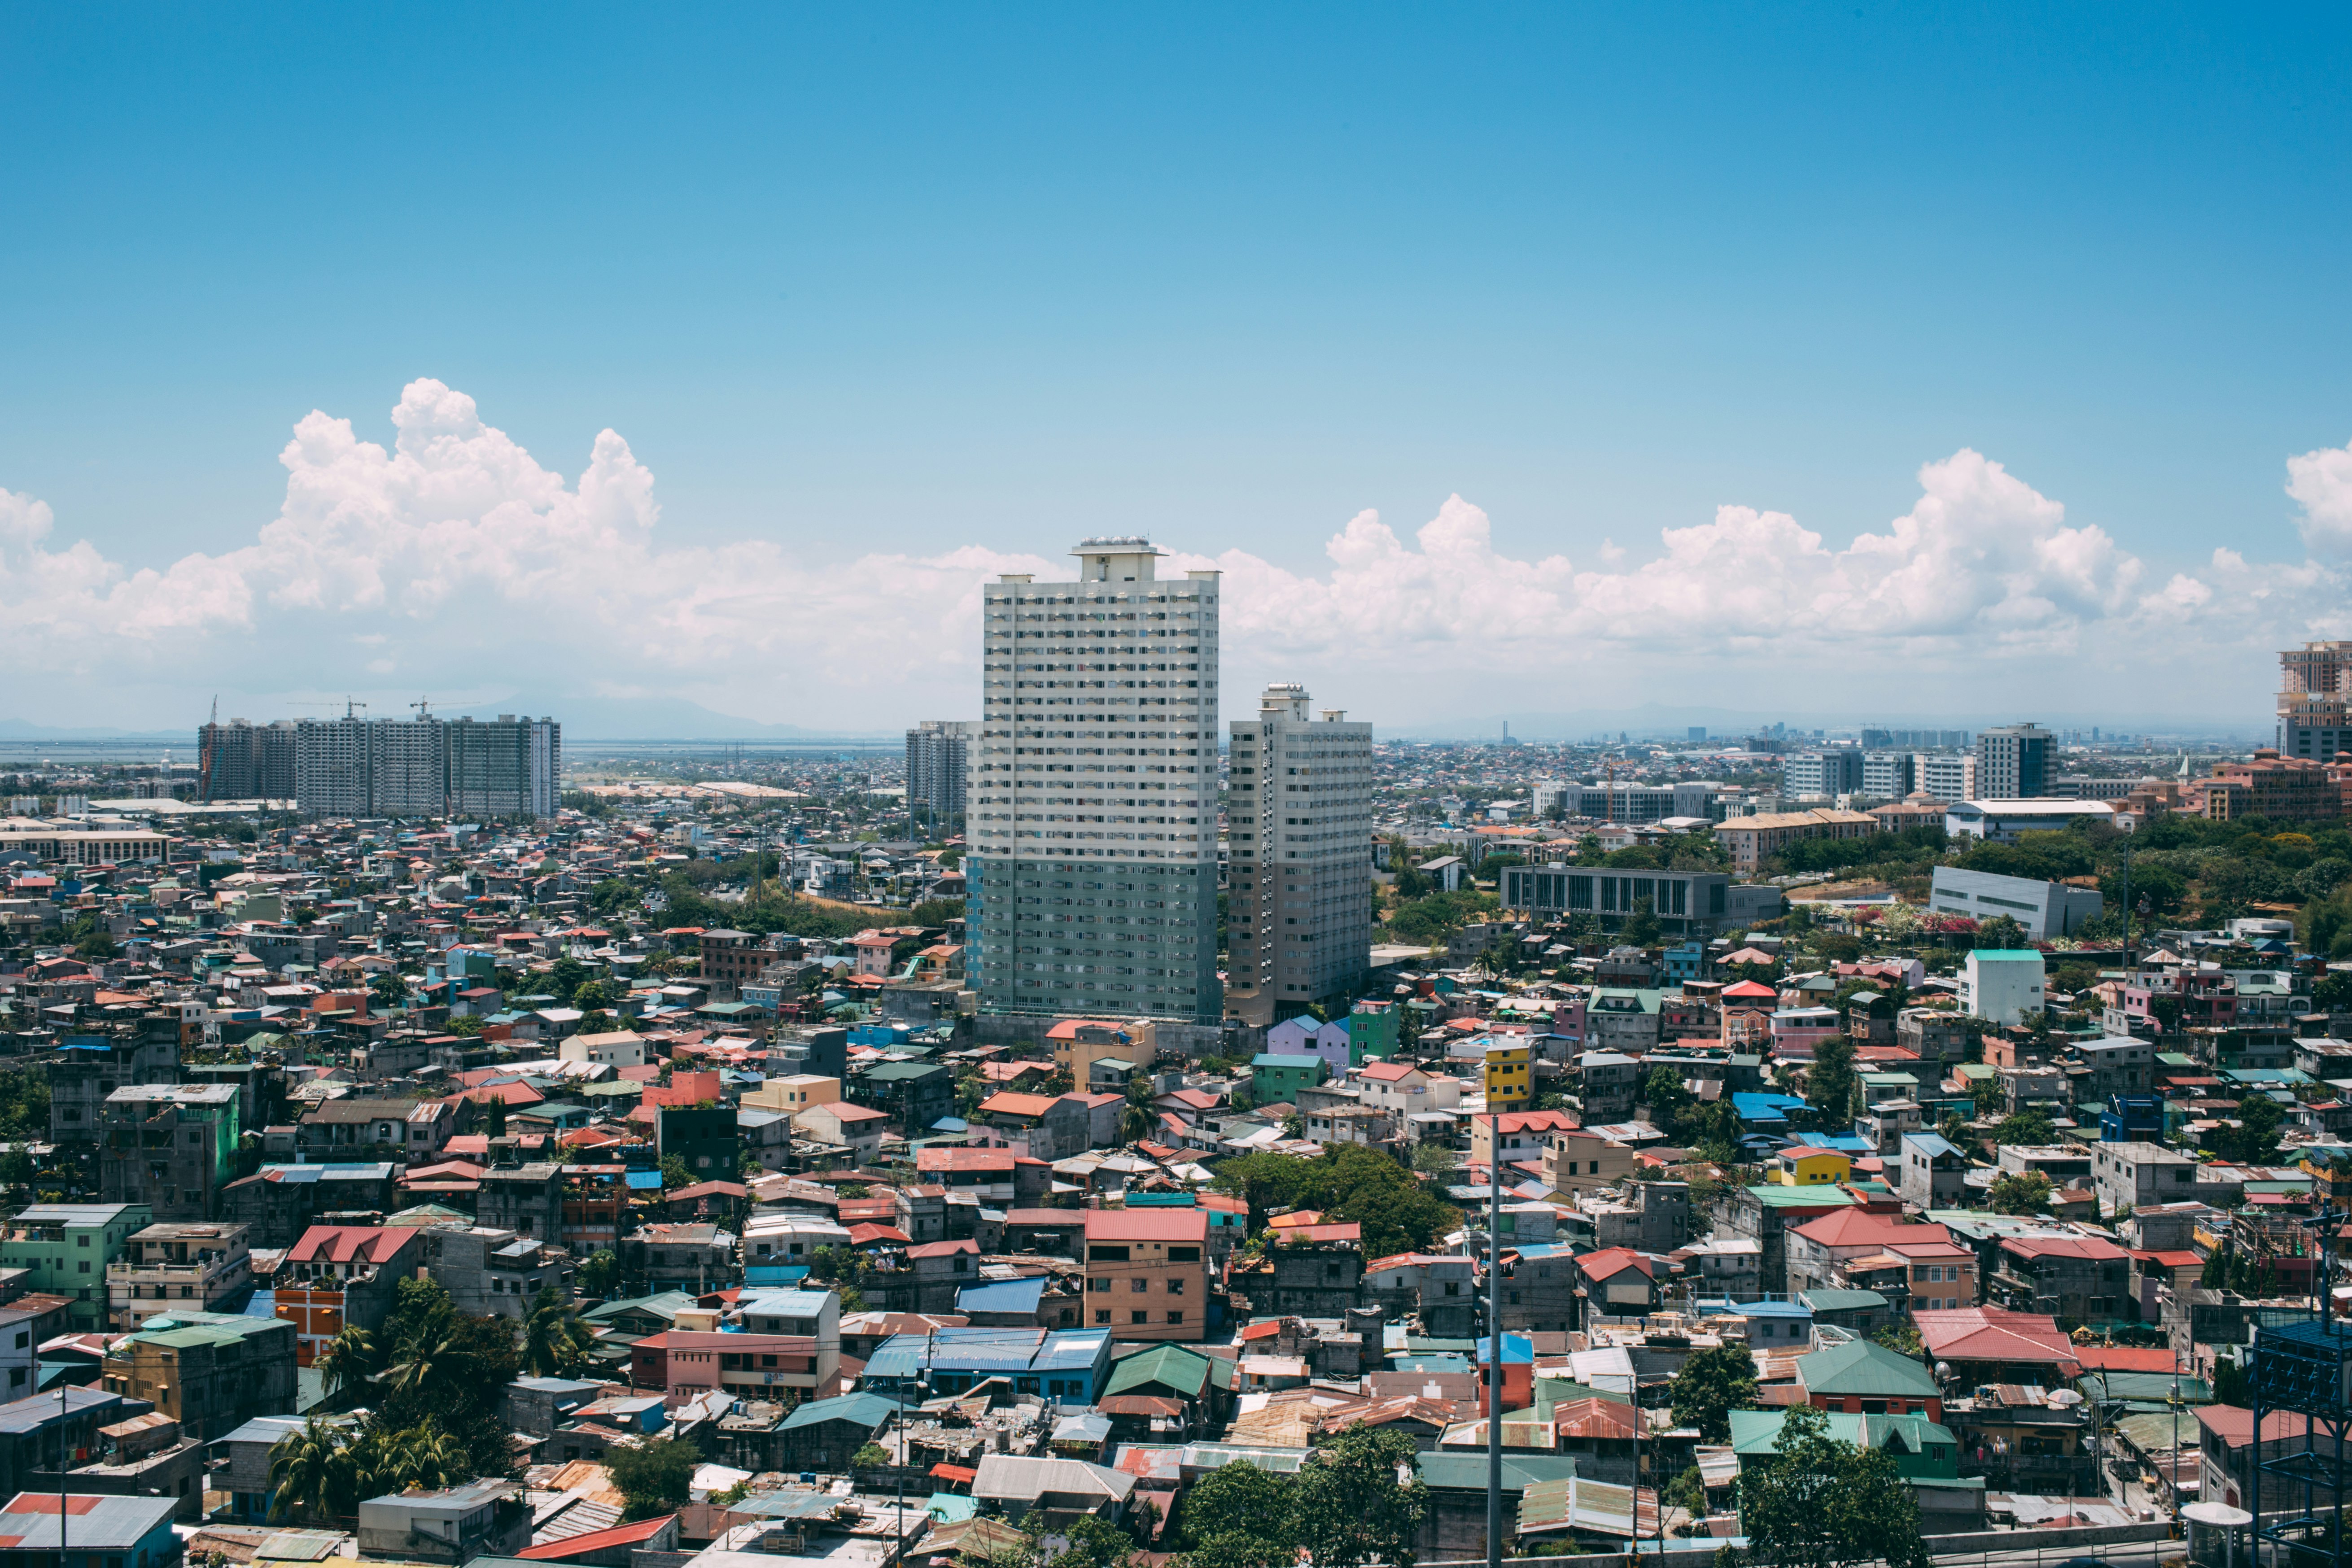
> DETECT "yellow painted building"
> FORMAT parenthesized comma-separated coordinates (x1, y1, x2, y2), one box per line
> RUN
(1771, 1148, 1853, 1186)
(1482, 1039, 1533, 1111)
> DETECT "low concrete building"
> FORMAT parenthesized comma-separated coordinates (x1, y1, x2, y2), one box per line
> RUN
(97, 1310, 299, 1440)
(421, 1227, 570, 1319)
(106, 1222, 254, 1332)
(356, 1478, 531, 1563)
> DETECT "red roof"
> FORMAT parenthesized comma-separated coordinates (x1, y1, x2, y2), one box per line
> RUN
(906, 1238, 980, 1259)
(979, 1092, 1064, 1117)
(1576, 1247, 1654, 1282)
(514, 1515, 679, 1559)
(915, 1148, 1016, 1173)
(1789, 1209, 1948, 1249)
(930, 1463, 979, 1483)
(286, 1226, 419, 1264)
(1722, 980, 1779, 999)
(848, 1223, 912, 1246)
(1086, 1209, 1209, 1243)
(1237, 1320, 1285, 1341)
(1911, 1306, 2082, 1371)
(2199, 1405, 2322, 1448)
(1484, 1109, 1580, 1136)
(2001, 1234, 2129, 1262)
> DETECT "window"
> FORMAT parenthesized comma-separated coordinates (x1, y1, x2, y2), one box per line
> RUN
(1130, 1277, 1149, 1293)
(1095, 1309, 1110, 1325)
(1089, 1277, 1110, 1293)
(1131, 1310, 1148, 1324)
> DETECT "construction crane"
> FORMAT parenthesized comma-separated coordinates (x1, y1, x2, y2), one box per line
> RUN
(409, 696, 432, 721)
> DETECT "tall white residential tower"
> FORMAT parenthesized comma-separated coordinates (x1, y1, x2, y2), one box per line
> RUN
(966, 538, 1223, 1022)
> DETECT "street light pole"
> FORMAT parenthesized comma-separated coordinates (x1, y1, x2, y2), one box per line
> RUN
(1486, 1109, 1503, 1568)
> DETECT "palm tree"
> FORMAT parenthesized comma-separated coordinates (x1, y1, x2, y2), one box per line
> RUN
(390, 1425, 470, 1491)
(384, 1332, 472, 1400)
(316, 1325, 378, 1406)
(521, 1289, 595, 1378)
(269, 1417, 350, 1523)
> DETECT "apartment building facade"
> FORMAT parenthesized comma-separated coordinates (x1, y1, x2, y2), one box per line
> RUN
(1084, 1208, 1208, 1342)
(967, 537, 1223, 1022)
(1225, 683, 1373, 1026)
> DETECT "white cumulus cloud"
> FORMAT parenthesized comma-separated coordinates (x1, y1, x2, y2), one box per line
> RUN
(1, 380, 2348, 730)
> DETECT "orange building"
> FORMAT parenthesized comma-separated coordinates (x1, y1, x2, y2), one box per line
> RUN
(273, 1225, 422, 1366)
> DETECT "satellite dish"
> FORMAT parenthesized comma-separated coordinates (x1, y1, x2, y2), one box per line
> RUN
(1934, 1362, 1952, 1382)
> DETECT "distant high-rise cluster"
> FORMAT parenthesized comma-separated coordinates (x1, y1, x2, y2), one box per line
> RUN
(196, 718, 297, 802)
(966, 538, 1223, 1023)
(201, 710, 560, 819)
(1975, 722, 2054, 800)
(905, 719, 979, 834)
(2279, 640, 2352, 760)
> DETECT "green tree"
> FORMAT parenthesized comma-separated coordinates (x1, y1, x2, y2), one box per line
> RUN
(1805, 1034, 1858, 1125)
(1668, 1341, 1758, 1445)
(1974, 914, 2030, 950)
(1213, 1143, 1458, 1259)
(316, 1325, 379, 1406)
(1179, 1457, 1293, 1568)
(1644, 1064, 1692, 1118)
(607, 1434, 703, 1520)
(1992, 1109, 2056, 1147)
(1620, 896, 1662, 948)
(1935, 1111, 1972, 1146)
(1291, 1423, 1429, 1568)
(1986, 1171, 2053, 1216)
(1410, 1142, 1461, 1175)
(850, 1441, 890, 1470)
(368, 970, 408, 1013)
(521, 1286, 596, 1377)
(268, 1416, 353, 1523)
(1729, 1403, 1932, 1568)
(575, 1249, 621, 1300)
(2229, 1093, 2284, 1163)
(1872, 1324, 1924, 1356)
(0, 1150, 34, 1188)
(660, 1153, 694, 1189)
(1665, 1465, 1709, 1529)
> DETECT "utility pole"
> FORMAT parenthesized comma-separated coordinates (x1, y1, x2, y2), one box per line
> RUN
(1486, 1109, 1503, 1568)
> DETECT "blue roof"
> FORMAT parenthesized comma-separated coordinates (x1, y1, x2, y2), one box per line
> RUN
(1733, 1092, 1807, 1122)
(241, 1289, 278, 1317)
(1475, 1332, 1536, 1365)
(1787, 1132, 1872, 1153)
(740, 1288, 836, 1315)
(745, 1265, 813, 1285)
(864, 1326, 1110, 1379)
(1902, 1132, 1961, 1158)
(625, 1170, 665, 1189)
(1390, 1353, 1473, 1373)
(1251, 1053, 1321, 1068)
(957, 1278, 1046, 1315)
(1698, 1297, 1812, 1319)
(1509, 1242, 1574, 1260)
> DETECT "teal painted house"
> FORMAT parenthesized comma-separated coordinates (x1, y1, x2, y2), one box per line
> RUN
(0, 1203, 153, 1330)
(1250, 1053, 1326, 1105)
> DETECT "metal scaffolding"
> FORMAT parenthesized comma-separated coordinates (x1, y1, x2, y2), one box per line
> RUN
(2250, 1205, 2352, 1568)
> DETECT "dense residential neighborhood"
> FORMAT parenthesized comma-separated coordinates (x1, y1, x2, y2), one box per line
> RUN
(0, 613, 2348, 1568)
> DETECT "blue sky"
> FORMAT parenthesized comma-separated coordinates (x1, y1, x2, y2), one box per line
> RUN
(3, 5, 2349, 734)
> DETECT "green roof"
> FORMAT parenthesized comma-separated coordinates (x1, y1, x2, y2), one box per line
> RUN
(1796, 1338, 1939, 1399)
(579, 1290, 699, 1325)
(1972, 950, 2045, 961)
(861, 1061, 945, 1081)
(1105, 1344, 1215, 1401)
(2080, 1371, 2213, 1405)
(780, 1392, 898, 1432)
(1729, 1407, 1957, 1463)
(1745, 1185, 1862, 1210)
(1412, 1453, 1582, 1493)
